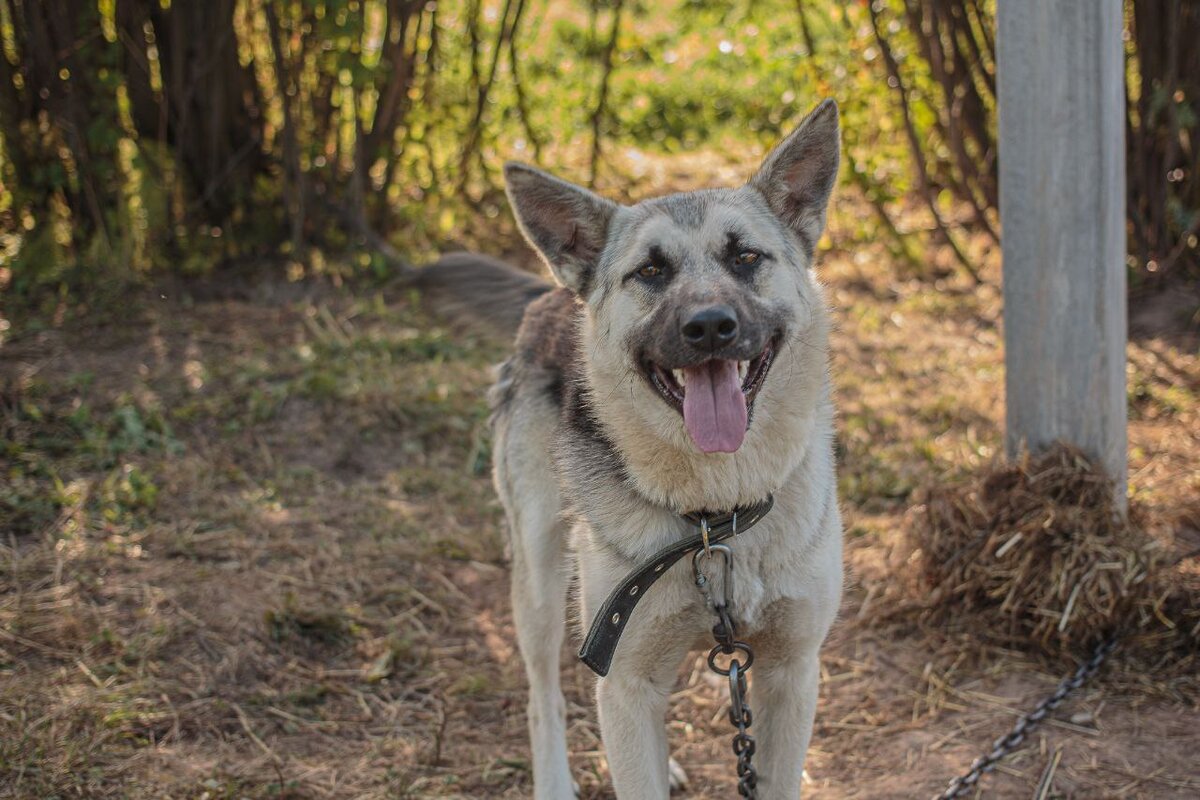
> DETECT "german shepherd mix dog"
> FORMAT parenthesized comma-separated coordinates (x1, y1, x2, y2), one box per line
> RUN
(421, 100, 843, 799)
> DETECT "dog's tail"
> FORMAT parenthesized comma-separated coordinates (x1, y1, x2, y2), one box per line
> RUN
(412, 252, 553, 339)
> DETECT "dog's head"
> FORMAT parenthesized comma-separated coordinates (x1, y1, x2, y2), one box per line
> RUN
(506, 100, 839, 458)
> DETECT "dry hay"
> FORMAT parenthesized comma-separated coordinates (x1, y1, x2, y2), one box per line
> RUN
(897, 443, 1199, 691)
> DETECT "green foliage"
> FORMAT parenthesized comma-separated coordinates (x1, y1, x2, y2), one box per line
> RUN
(0, 0, 1193, 325)
(97, 463, 159, 521)
(0, 0, 917, 304)
(1, 387, 177, 537)
(105, 401, 182, 461)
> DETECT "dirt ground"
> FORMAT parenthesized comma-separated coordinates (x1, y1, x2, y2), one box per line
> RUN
(2, 191, 1198, 798)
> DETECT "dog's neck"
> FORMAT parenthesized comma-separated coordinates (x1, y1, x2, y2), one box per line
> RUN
(555, 391, 833, 565)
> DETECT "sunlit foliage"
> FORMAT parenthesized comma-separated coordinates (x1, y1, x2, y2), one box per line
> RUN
(0, 0, 1194, 315)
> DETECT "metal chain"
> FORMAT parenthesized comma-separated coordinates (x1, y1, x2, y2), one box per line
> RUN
(935, 636, 1119, 800)
(694, 539, 759, 798)
(727, 659, 758, 797)
(692, 528, 1117, 799)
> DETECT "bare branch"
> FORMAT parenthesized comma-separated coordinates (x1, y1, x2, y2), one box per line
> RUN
(868, 0, 981, 283)
(589, 0, 625, 188)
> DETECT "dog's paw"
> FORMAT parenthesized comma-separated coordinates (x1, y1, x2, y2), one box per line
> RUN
(668, 757, 689, 793)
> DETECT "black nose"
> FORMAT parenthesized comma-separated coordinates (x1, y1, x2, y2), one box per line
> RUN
(681, 305, 739, 351)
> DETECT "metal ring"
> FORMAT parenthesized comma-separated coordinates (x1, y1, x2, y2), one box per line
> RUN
(692, 543, 732, 576)
(707, 641, 754, 675)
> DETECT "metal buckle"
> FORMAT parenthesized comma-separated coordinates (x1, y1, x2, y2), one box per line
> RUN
(700, 516, 712, 557)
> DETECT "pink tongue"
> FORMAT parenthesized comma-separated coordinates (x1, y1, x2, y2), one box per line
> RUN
(682, 360, 748, 453)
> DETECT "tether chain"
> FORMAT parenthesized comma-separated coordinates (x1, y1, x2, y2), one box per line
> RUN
(694, 533, 759, 797)
(935, 636, 1119, 800)
(723, 653, 758, 797)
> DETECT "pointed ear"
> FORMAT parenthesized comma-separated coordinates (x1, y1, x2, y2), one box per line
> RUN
(503, 162, 618, 295)
(749, 99, 840, 257)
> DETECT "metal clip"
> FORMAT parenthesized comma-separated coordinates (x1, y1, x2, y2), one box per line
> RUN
(700, 516, 712, 557)
(692, 543, 734, 613)
(728, 659, 744, 722)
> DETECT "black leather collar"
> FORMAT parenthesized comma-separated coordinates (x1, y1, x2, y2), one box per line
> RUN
(578, 495, 774, 677)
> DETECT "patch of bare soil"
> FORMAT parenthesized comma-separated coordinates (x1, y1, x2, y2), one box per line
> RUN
(1, 237, 1197, 799)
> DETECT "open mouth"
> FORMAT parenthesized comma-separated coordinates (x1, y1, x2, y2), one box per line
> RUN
(642, 336, 778, 453)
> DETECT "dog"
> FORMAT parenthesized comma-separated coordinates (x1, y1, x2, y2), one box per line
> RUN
(419, 99, 843, 799)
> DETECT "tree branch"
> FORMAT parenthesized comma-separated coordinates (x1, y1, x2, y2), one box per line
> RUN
(589, 0, 625, 188)
(868, 0, 981, 283)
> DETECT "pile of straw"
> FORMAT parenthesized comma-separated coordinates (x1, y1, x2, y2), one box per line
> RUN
(904, 444, 1198, 681)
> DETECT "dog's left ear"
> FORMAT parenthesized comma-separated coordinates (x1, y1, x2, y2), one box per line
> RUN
(749, 98, 840, 256)
(504, 162, 618, 296)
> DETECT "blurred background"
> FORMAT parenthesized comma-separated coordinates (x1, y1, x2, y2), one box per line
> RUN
(0, 0, 1196, 299)
(0, 2, 1197, 799)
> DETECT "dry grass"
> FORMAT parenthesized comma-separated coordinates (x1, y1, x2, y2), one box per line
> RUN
(1, 158, 1198, 798)
(891, 443, 1199, 691)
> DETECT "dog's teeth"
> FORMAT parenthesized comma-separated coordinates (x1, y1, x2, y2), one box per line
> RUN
(672, 369, 686, 388)
(738, 360, 749, 381)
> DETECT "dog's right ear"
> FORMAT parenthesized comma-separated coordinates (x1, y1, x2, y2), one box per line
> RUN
(504, 162, 618, 296)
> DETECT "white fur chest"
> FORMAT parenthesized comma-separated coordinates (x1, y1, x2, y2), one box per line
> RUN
(571, 448, 842, 647)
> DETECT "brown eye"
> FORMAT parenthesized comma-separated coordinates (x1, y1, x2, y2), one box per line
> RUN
(637, 262, 663, 279)
(736, 251, 760, 266)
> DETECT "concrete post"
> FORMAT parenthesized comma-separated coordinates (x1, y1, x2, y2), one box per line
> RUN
(997, 0, 1128, 504)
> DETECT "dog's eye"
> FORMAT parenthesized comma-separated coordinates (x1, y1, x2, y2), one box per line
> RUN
(735, 250, 761, 266)
(636, 262, 663, 280)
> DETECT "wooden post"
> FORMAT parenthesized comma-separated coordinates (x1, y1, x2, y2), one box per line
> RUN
(997, 0, 1128, 506)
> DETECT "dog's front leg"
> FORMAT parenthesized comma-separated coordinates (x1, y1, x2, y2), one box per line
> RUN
(580, 545, 692, 799)
(748, 644, 821, 799)
(596, 655, 680, 799)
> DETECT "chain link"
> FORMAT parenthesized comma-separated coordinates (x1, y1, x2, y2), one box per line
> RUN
(935, 637, 1118, 800)
(694, 539, 758, 798)
(692, 528, 1118, 799)
(728, 660, 758, 797)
